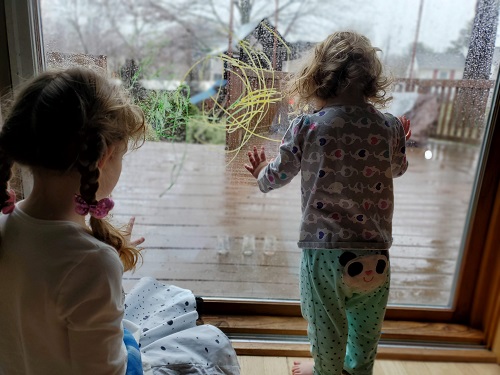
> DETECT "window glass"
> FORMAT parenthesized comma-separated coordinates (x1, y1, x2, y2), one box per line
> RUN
(40, 0, 499, 307)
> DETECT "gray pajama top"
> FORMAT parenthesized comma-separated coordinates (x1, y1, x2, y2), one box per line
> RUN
(257, 104, 408, 250)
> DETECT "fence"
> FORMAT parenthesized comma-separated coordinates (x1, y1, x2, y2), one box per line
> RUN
(225, 69, 495, 146)
(393, 78, 495, 144)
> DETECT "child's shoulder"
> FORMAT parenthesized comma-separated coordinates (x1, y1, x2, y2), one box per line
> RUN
(64, 229, 124, 275)
(380, 111, 402, 127)
(45, 222, 121, 267)
(310, 104, 382, 121)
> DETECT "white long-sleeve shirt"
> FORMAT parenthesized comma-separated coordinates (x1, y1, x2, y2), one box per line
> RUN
(258, 104, 408, 250)
(0, 206, 127, 375)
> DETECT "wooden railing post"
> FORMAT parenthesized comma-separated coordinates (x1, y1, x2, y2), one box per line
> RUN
(224, 68, 285, 151)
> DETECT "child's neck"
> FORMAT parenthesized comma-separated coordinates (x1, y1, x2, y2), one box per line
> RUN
(318, 85, 367, 109)
(17, 170, 86, 225)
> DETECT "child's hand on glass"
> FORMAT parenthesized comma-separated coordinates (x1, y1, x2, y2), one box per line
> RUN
(244, 146, 269, 179)
(124, 216, 145, 247)
(399, 115, 411, 141)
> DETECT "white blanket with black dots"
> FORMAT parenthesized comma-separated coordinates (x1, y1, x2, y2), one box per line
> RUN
(124, 277, 240, 375)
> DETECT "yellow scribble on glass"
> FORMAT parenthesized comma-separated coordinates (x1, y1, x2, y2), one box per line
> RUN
(184, 39, 286, 165)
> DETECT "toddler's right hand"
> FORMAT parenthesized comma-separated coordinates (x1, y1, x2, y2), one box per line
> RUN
(244, 146, 269, 179)
(399, 115, 411, 141)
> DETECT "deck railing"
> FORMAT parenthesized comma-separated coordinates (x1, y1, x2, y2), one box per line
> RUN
(393, 78, 495, 144)
(225, 68, 495, 146)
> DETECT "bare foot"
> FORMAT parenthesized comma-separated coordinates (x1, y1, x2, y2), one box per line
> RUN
(291, 361, 314, 375)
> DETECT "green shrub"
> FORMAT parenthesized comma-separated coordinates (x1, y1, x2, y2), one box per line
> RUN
(186, 116, 226, 145)
(137, 84, 227, 145)
(138, 85, 197, 142)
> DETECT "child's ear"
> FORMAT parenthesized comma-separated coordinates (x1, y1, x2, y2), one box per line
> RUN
(97, 144, 116, 168)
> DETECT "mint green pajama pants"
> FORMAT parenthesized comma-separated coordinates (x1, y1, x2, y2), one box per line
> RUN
(300, 249, 390, 375)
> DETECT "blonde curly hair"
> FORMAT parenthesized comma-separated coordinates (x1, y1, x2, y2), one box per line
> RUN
(285, 31, 392, 108)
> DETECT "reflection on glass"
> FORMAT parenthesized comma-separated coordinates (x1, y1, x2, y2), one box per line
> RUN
(263, 235, 277, 257)
(39, 0, 497, 307)
(242, 235, 255, 256)
(217, 235, 230, 256)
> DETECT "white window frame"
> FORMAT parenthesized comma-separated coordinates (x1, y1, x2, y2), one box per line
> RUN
(4, 0, 44, 85)
(2, 0, 44, 196)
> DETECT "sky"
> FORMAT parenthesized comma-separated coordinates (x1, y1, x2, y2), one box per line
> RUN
(214, 0, 497, 55)
(372, 0, 479, 53)
(40, 0, 500, 77)
(281, 0, 482, 53)
(41, 0, 498, 56)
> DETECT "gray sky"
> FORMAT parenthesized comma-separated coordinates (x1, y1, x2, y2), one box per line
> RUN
(204, 0, 494, 58)
(282, 0, 481, 53)
(40, 0, 499, 77)
(41, 0, 496, 55)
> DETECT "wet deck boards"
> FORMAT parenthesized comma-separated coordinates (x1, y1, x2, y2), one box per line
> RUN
(114, 139, 479, 307)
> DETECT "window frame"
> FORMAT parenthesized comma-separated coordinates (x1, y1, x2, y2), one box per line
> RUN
(2, 0, 499, 360)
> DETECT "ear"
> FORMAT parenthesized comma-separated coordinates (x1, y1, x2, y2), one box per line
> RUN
(97, 144, 116, 169)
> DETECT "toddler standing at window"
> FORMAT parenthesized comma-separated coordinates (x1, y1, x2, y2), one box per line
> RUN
(245, 31, 411, 375)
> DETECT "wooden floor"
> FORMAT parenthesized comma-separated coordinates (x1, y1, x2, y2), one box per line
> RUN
(239, 356, 500, 375)
(114, 138, 480, 307)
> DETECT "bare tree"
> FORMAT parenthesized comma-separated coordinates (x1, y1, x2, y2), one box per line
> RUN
(42, 0, 184, 75)
(41, 0, 369, 79)
(446, 19, 473, 56)
(145, 0, 367, 46)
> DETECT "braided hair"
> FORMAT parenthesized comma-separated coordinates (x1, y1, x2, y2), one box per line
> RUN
(285, 31, 392, 108)
(0, 67, 146, 271)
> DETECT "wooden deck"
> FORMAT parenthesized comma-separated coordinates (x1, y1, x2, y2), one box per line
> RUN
(114, 138, 480, 307)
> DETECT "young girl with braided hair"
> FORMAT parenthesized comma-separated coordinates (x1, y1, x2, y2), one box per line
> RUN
(0, 67, 240, 375)
(0, 67, 146, 375)
(245, 31, 411, 375)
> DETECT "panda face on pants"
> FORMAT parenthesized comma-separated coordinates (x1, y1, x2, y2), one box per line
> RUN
(339, 251, 389, 293)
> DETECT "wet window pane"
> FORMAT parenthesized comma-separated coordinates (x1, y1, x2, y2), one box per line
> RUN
(40, 0, 498, 307)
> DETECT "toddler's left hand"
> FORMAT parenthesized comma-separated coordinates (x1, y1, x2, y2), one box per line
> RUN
(244, 146, 269, 179)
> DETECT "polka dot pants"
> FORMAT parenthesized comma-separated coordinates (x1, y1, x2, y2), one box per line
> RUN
(300, 249, 390, 375)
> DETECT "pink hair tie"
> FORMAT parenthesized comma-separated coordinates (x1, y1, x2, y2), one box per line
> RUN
(74, 194, 114, 219)
(1, 190, 16, 215)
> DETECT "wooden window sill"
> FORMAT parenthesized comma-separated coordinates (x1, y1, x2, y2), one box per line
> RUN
(202, 314, 497, 363)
